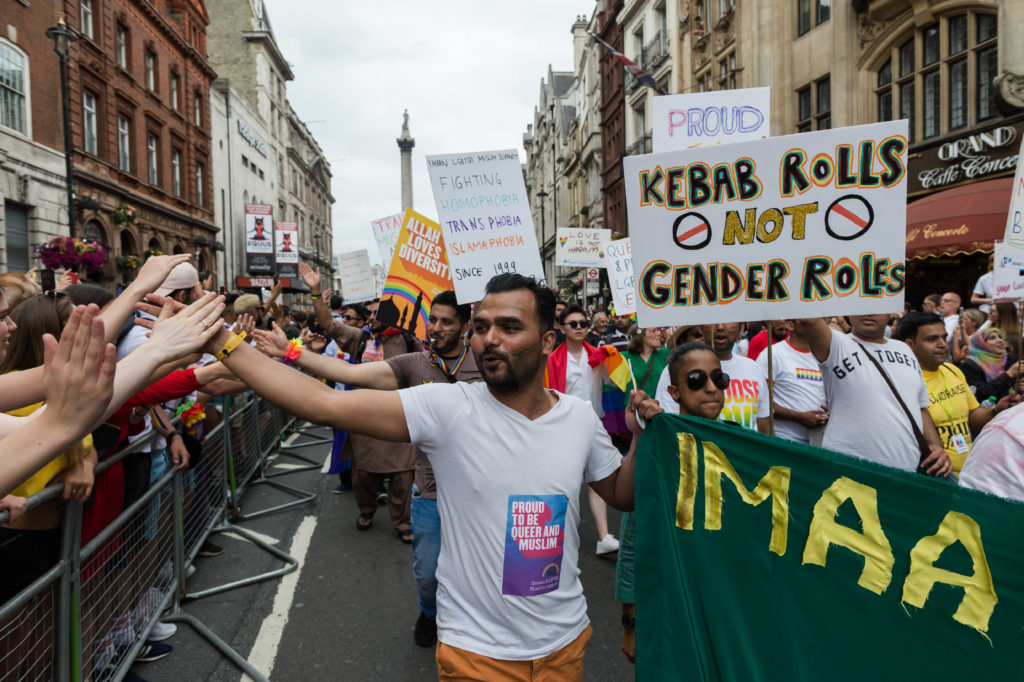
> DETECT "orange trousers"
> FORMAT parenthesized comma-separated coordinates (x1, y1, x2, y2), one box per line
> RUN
(436, 624, 593, 681)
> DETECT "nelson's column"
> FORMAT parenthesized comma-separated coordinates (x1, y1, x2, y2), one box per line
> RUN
(398, 110, 415, 211)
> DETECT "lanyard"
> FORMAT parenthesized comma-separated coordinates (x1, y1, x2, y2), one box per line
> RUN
(430, 345, 468, 382)
(928, 365, 955, 424)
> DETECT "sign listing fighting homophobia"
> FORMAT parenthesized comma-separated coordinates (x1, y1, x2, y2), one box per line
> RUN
(636, 414, 1024, 679)
(244, 203, 275, 275)
(623, 120, 909, 326)
(556, 227, 612, 268)
(376, 208, 453, 340)
(275, 221, 298, 279)
(426, 149, 545, 303)
(652, 87, 771, 153)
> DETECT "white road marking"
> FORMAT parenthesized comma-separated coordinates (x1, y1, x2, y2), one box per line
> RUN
(321, 453, 332, 474)
(283, 431, 301, 446)
(269, 462, 308, 471)
(241, 514, 317, 681)
(221, 529, 279, 546)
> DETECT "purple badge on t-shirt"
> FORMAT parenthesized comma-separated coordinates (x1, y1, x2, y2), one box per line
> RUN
(501, 494, 567, 597)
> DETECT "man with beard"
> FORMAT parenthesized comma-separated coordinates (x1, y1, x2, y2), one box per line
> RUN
(255, 290, 479, 647)
(176, 272, 658, 679)
(300, 263, 419, 541)
(654, 322, 770, 433)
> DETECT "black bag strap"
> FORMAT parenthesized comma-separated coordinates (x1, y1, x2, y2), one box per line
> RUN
(853, 340, 930, 463)
(637, 356, 657, 394)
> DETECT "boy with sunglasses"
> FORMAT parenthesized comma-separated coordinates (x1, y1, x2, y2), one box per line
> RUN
(616, 341, 726, 663)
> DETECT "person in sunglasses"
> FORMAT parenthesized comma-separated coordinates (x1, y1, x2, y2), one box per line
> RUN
(654, 322, 770, 433)
(616, 340, 726, 663)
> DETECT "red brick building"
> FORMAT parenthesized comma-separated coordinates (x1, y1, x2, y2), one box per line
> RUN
(65, 0, 218, 283)
(598, 0, 627, 236)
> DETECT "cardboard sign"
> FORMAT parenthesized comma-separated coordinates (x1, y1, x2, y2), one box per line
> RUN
(338, 249, 376, 303)
(653, 87, 770, 153)
(244, 203, 274, 275)
(624, 121, 909, 326)
(1003, 139, 1024, 248)
(993, 239, 1024, 300)
(556, 227, 612, 267)
(377, 209, 453, 340)
(275, 221, 298, 278)
(426, 149, 545, 302)
(602, 238, 636, 315)
(371, 213, 405, 267)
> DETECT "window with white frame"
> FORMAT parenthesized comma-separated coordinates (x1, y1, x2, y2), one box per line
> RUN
(172, 149, 181, 196)
(147, 133, 158, 184)
(0, 43, 27, 134)
(116, 24, 128, 68)
(196, 162, 204, 206)
(170, 73, 179, 110)
(145, 51, 156, 91)
(81, 0, 94, 40)
(193, 91, 201, 126)
(83, 90, 98, 154)
(118, 114, 131, 171)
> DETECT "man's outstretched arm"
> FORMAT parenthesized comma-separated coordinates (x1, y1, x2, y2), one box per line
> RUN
(253, 324, 399, 389)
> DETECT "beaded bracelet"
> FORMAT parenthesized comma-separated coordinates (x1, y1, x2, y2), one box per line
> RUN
(282, 338, 304, 365)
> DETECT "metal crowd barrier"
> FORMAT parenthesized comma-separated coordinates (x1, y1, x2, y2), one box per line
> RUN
(0, 395, 319, 681)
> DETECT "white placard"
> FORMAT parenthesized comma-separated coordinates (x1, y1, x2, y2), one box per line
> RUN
(556, 227, 612, 267)
(426, 149, 545, 302)
(602, 238, 635, 315)
(625, 121, 909, 326)
(338, 249, 376, 303)
(1003, 139, 1024, 248)
(653, 87, 770, 153)
(371, 213, 404, 267)
(993, 239, 1024, 301)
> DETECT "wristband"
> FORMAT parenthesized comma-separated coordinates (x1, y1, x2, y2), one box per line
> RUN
(282, 338, 304, 365)
(216, 332, 246, 360)
(166, 429, 183, 441)
(310, 294, 321, 300)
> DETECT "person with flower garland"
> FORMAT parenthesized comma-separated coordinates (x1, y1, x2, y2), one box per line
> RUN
(255, 290, 480, 648)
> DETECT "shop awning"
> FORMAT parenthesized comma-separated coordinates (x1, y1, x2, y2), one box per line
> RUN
(906, 177, 1012, 260)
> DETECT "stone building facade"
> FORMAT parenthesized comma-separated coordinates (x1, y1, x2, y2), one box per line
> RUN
(65, 0, 219, 285)
(1, 1, 71, 274)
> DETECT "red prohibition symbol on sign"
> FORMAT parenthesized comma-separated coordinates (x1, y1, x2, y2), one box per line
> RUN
(672, 212, 713, 250)
(825, 194, 874, 241)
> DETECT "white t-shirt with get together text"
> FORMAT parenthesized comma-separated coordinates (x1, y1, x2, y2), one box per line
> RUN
(820, 332, 930, 471)
(399, 381, 622, 660)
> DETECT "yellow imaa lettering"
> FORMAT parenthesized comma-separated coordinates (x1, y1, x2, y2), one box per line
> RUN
(703, 442, 791, 556)
(676, 433, 699, 530)
(802, 477, 894, 595)
(901, 511, 998, 632)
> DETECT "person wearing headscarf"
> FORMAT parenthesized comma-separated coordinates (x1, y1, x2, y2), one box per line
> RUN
(958, 327, 1020, 406)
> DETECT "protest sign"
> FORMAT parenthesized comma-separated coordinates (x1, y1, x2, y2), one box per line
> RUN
(602, 238, 635, 314)
(992, 239, 1024, 300)
(275, 221, 298, 278)
(636, 414, 1024, 680)
(377, 208, 453, 339)
(338, 249, 376, 303)
(1003, 138, 1024, 248)
(371, 212, 405, 267)
(653, 87, 770, 153)
(556, 227, 612, 267)
(426, 149, 545, 302)
(623, 120, 909, 326)
(244, 203, 274, 275)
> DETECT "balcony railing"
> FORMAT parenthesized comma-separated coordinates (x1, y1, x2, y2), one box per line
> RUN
(625, 130, 653, 156)
(643, 30, 669, 70)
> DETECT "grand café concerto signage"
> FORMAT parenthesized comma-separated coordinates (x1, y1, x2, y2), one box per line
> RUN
(909, 119, 1023, 196)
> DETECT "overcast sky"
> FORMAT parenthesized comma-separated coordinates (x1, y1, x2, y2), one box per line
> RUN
(263, 0, 591, 265)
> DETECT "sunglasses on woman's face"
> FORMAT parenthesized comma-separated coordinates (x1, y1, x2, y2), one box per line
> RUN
(565, 320, 588, 329)
(684, 369, 730, 391)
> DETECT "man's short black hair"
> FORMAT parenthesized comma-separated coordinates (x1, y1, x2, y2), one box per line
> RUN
(432, 290, 471, 325)
(344, 302, 367, 320)
(484, 273, 556, 332)
(666, 342, 716, 385)
(896, 311, 944, 342)
(330, 293, 343, 311)
(559, 304, 585, 324)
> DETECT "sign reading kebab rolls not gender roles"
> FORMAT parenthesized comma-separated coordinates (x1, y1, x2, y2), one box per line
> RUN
(426, 148, 545, 303)
(244, 203, 274, 275)
(624, 120, 910, 327)
(377, 208, 453, 341)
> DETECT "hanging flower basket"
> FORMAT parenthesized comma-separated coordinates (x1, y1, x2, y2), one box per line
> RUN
(116, 254, 141, 271)
(76, 192, 102, 211)
(35, 236, 107, 274)
(143, 248, 163, 260)
(195, 235, 210, 247)
(213, 240, 225, 252)
(113, 204, 137, 225)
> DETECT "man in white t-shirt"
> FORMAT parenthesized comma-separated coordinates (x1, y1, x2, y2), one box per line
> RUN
(939, 292, 961, 354)
(799, 315, 951, 474)
(971, 254, 995, 313)
(190, 273, 659, 679)
(655, 322, 770, 433)
(756, 320, 828, 444)
(959, 403, 1024, 501)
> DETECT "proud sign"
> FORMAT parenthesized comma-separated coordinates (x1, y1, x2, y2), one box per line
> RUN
(625, 121, 909, 326)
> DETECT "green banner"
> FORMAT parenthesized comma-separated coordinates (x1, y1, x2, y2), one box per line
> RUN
(636, 414, 1024, 680)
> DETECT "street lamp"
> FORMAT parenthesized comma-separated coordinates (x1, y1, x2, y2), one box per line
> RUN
(536, 189, 548, 244)
(46, 18, 78, 238)
(313, 232, 321, 265)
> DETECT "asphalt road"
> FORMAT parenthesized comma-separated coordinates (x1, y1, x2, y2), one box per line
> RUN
(138, 424, 634, 681)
